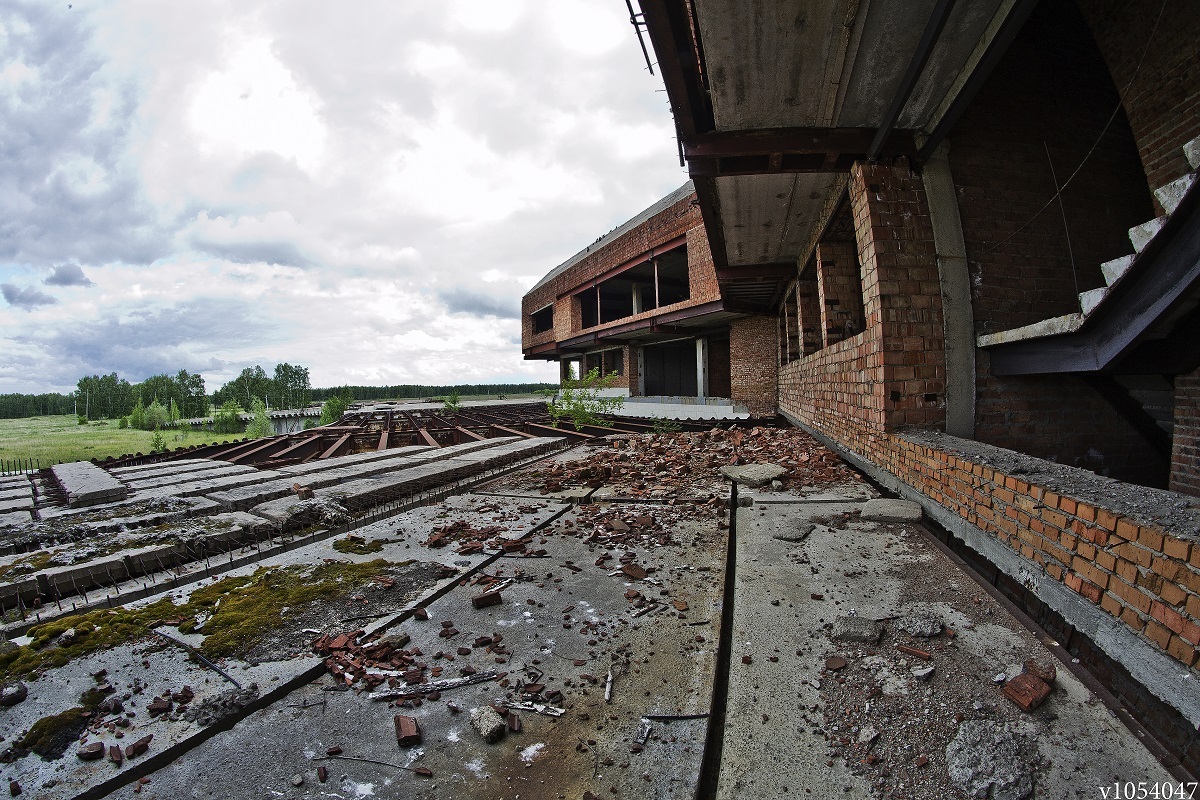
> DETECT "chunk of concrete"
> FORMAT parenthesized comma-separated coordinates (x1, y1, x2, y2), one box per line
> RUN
(718, 463, 787, 488)
(861, 499, 923, 523)
(945, 720, 1034, 800)
(898, 612, 942, 637)
(831, 615, 884, 644)
(470, 706, 506, 743)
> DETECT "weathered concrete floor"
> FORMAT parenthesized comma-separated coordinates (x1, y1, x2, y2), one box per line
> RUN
(140, 502, 725, 800)
(718, 487, 1174, 799)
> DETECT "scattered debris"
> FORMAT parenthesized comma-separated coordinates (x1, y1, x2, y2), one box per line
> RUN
(945, 720, 1034, 800)
(832, 616, 884, 644)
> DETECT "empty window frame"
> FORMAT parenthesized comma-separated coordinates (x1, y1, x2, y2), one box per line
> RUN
(574, 243, 690, 330)
(531, 305, 554, 334)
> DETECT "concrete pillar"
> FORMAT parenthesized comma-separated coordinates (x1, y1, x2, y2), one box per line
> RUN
(632, 284, 644, 315)
(695, 338, 708, 400)
(922, 144, 976, 439)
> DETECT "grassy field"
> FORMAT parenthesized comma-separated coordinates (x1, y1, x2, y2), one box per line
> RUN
(0, 416, 232, 468)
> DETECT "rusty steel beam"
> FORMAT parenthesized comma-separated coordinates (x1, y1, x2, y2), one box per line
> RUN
(270, 436, 327, 462)
(226, 437, 294, 465)
(455, 426, 486, 442)
(319, 433, 352, 460)
(415, 428, 440, 448)
(489, 424, 536, 440)
(526, 422, 593, 441)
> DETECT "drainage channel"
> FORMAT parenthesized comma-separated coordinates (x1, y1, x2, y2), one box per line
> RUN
(696, 479, 739, 799)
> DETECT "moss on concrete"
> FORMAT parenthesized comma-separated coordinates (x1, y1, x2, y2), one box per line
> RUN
(15, 706, 87, 760)
(331, 535, 386, 554)
(0, 560, 401, 679)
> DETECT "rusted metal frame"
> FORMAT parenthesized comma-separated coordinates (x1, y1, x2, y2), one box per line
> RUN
(526, 423, 594, 441)
(638, 0, 712, 140)
(226, 437, 297, 465)
(489, 424, 536, 440)
(578, 423, 632, 436)
(987, 181, 1200, 376)
(270, 436, 326, 461)
(868, 0, 957, 160)
(916, 0, 1041, 165)
(454, 426, 486, 442)
(413, 427, 440, 448)
(205, 437, 276, 463)
(318, 434, 352, 460)
(715, 263, 798, 282)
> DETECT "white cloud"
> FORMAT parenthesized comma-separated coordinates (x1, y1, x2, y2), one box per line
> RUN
(0, 0, 686, 394)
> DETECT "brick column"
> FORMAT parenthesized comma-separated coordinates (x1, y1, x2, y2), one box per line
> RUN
(796, 278, 822, 356)
(729, 315, 778, 416)
(816, 242, 864, 349)
(851, 162, 945, 430)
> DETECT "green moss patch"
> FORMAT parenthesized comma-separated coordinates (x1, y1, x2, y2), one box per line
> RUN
(0, 560, 402, 680)
(0, 551, 53, 582)
(331, 535, 387, 554)
(16, 707, 88, 761)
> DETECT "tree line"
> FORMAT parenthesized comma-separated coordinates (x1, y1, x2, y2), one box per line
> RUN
(0, 367, 556, 421)
(310, 383, 556, 402)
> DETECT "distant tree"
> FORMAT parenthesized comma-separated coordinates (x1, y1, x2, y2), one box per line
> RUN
(319, 387, 353, 425)
(245, 397, 272, 439)
(128, 399, 146, 431)
(442, 391, 461, 415)
(117, 416, 128, 429)
(168, 399, 181, 424)
(213, 401, 244, 435)
(176, 369, 207, 419)
(150, 426, 167, 453)
(144, 399, 169, 431)
(271, 362, 312, 411)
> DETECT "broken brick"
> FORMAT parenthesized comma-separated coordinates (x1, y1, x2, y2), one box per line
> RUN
(895, 644, 931, 661)
(412, 607, 429, 621)
(108, 744, 123, 766)
(394, 715, 422, 747)
(825, 656, 848, 671)
(77, 742, 105, 761)
(1001, 673, 1052, 712)
(125, 734, 153, 759)
(472, 591, 504, 609)
(1023, 659, 1057, 685)
(317, 766, 329, 783)
(621, 564, 647, 580)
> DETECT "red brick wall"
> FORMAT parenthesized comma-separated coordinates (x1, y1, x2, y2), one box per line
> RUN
(522, 189, 714, 356)
(791, 416, 1200, 672)
(796, 278, 821, 356)
(815, 242, 863, 348)
(1171, 367, 1200, 497)
(947, 0, 1162, 482)
(779, 161, 944, 435)
(1079, 0, 1200, 208)
(729, 315, 778, 416)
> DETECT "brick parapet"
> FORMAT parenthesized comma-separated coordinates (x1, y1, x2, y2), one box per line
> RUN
(793, 404, 1200, 672)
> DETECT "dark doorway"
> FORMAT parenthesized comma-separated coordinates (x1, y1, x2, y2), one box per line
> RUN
(643, 340, 698, 396)
(707, 337, 731, 398)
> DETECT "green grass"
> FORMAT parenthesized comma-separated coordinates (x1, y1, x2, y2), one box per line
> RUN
(0, 415, 238, 467)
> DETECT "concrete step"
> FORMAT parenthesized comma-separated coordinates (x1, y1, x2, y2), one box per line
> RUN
(1185, 134, 1200, 171)
(1101, 254, 1134, 286)
(1154, 173, 1196, 215)
(51, 461, 129, 508)
(1079, 286, 1108, 315)
(1129, 216, 1167, 253)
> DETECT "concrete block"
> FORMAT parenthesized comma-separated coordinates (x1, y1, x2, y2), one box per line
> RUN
(718, 463, 787, 488)
(831, 615, 884, 644)
(50, 461, 128, 508)
(1129, 217, 1166, 253)
(861, 499, 923, 522)
(1101, 254, 1134, 286)
(1154, 173, 1195, 216)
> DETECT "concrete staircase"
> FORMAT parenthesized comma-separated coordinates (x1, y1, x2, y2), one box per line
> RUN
(978, 134, 1200, 347)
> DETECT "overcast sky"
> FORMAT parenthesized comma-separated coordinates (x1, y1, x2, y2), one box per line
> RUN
(0, 1, 685, 394)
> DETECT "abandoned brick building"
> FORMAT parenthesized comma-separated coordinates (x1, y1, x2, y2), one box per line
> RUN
(525, 0, 1200, 768)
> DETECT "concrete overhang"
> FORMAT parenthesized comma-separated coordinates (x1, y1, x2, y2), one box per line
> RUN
(641, 0, 1037, 288)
